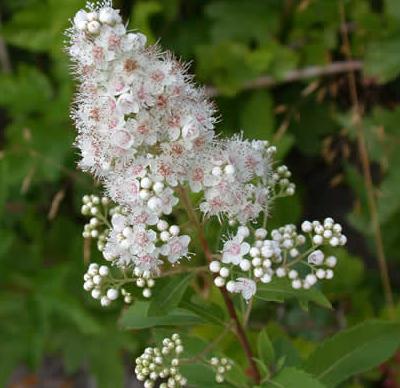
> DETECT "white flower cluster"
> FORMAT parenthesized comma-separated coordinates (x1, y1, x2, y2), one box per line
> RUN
(209, 357, 233, 383)
(66, 1, 291, 280)
(67, 2, 343, 308)
(103, 212, 191, 273)
(135, 334, 187, 388)
(80, 194, 158, 303)
(210, 218, 346, 300)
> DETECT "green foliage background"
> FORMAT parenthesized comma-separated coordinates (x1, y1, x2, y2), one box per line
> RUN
(0, 0, 400, 386)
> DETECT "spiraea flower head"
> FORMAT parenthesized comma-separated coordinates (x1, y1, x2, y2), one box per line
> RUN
(67, 2, 346, 306)
(66, 1, 287, 286)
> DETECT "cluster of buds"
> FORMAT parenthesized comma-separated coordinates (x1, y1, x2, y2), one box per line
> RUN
(289, 249, 337, 289)
(133, 267, 155, 298)
(81, 194, 109, 218)
(301, 218, 347, 247)
(209, 357, 233, 383)
(81, 193, 160, 302)
(135, 334, 186, 388)
(210, 218, 346, 300)
(271, 165, 295, 197)
(83, 263, 135, 305)
(81, 194, 119, 251)
(120, 288, 133, 304)
(135, 175, 176, 215)
(73, 5, 122, 35)
(83, 263, 119, 306)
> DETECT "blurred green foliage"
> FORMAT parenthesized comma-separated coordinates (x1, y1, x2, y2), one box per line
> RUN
(1, 0, 400, 386)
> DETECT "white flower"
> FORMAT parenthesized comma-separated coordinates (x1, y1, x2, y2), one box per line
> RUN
(129, 225, 157, 256)
(221, 236, 250, 265)
(233, 278, 256, 300)
(117, 92, 139, 115)
(130, 207, 159, 225)
(160, 235, 191, 263)
(158, 188, 179, 215)
(110, 129, 134, 150)
(134, 251, 162, 273)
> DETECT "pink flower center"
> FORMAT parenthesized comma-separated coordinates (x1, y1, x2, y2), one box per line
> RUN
(151, 70, 165, 82)
(134, 212, 148, 224)
(135, 231, 149, 245)
(170, 241, 182, 255)
(137, 123, 149, 135)
(193, 168, 204, 182)
(158, 163, 172, 177)
(228, 243, 241, 255)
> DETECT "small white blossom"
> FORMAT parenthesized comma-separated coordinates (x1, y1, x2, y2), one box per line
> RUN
(221, 235, 250, 265)
(233, 278, 256, 300)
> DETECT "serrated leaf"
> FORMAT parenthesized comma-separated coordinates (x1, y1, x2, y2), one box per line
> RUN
(303, 320, 400, 387)
(266, 367, 326, 388)
(256, 278, 332, 309)
(257, 329, 275, 367)
(119, 301, 204, 329)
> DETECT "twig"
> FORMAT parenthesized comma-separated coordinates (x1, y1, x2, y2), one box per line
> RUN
(48, 188, 66, 220)
(177, 186, 261, 384)
(205, 60, 363, 97)
(0, 13, 12, 73)
(339, 2, 395, 316)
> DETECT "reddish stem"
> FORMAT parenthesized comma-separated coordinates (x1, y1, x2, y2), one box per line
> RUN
(178, 187, 261, 384)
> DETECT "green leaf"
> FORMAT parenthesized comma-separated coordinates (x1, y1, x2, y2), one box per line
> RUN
(149, 273, 193, 315)
(266, 367, 326, 388)
(256, 278, 332, 309)
(130, 0, 163, 43)
(322, 248, 364, 296)
(240, 90, 274, 140)
(0, 65, 52, 115)
(365, 36, 400, 83)
(253, 358, 270, 379)
(386, 0, 400, 22)
(377, 155, 400, 223)
(205, 0, 280, 45)
(274, 133, 295, 161)
(2, 0, 83, 52)
(303, 320, 400, 387)
(289, 100, 338, 156)
(180, 299, 226, 326)
(180, 363, 225, 387)
(195, 42, 257, 96)
(119, 301, 204, 329)
(257, 329, 275, 367)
